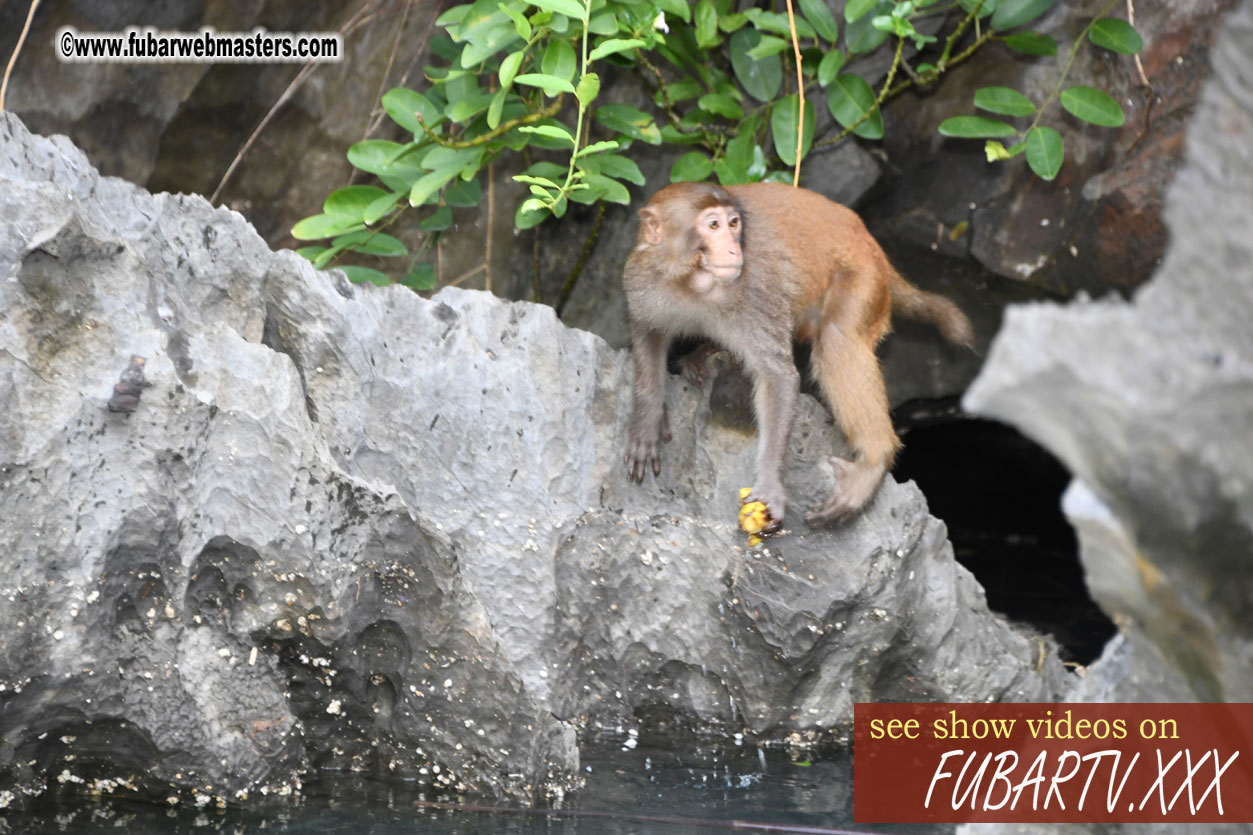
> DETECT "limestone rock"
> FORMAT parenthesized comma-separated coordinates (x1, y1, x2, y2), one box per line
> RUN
(0, 110, 1065, 807)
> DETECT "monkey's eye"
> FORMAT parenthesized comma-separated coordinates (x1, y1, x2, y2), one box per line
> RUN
(707, 219, 719, 230)
(729, 216, 739, 228)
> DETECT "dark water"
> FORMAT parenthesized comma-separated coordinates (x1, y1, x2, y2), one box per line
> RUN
(1, 735, 949, 835)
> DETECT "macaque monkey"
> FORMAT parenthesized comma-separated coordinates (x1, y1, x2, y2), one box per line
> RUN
(623, 181, 973, 527)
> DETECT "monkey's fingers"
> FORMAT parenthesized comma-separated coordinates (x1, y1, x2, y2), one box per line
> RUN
(624, 443, 663, 482)
(745, 486, 787, 532)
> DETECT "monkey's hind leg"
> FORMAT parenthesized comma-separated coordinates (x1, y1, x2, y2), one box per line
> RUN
(806, 321, 901, 524)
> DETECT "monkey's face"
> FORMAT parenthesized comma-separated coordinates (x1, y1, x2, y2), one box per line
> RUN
(694, 205, 743, 281)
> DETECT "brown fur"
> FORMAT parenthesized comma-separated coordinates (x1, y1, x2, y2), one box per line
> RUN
(624, 181, 973, 525)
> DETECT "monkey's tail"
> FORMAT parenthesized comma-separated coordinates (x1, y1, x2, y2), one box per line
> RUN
(887, 270, 975, 348)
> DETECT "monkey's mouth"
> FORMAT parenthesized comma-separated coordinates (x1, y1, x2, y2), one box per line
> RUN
(703, 262, 742, 280)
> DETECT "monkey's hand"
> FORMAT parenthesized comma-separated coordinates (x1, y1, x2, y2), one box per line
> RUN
(625, 409, 672, 482)
(806, 456, 887, 525)
(679, 344, 728, 389)
(746, 479, 786, 533)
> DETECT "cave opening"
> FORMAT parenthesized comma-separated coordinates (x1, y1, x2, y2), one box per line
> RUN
(892, 398, 1117, 665)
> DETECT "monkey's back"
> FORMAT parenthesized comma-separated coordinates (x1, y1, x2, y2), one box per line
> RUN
(726, 182, 893, 341)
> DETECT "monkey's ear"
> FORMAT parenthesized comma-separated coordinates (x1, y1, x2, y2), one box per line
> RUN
(639, 206, 664, 246)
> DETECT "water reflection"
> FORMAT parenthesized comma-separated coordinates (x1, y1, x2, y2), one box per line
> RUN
(1, 733, 948, 834)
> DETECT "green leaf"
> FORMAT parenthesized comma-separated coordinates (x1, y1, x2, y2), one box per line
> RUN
(542, 38, 577, 82)
(291, 213, 364, 241)
(444, 177, 483, 207)
(338, 266, 392, 286)
(1060, 85, 1125, 126)
(746, 35, 788, 59)
(1001, 31, 1057, 55)
(520, 119, 581, 149)
(826, 73, 882, 139)
(515, 174, 562, 189)
(513, 72, 577, 95)
(311, 243, 346, 269)
(670, 151, 714, 182)
(799, 0, 840, 42)
(938, 115, 1018, 137)
(381, 88, 441, 134)
(696, 0, 720, 47)
(958, 0, 996, 16)
(845, 2, 890, 53)
(730, 28, 782, 102)
(568, 182, 606, 205)
(1025, 125, 1063, 180)
(530, 0, 587, 21)
(445, 92, 494, 123)
(744, 8, 815, 38)
(660, 125, 706, 145)
(436, 4, 471, 29)
(459, 14, 521, 67)
(654, 0, 691, 24)
(409, 168, 462, 207)
(973, 86, 1036, 117)
(333, 231, 408, 257)
(817, 49, 846, 86)
(585, 173, 631, 204)
(576, 71, 601, 107)
(587, 9, 618, 35)
(990, 0, 1056, 30)
(595, 104, 662, 143)
(295, 246, 327, 261)
(517, 123, 577, 145)
(363, 191, 405, 225)
(420, 146, 480, 173)
(575, 139, 620, 157)
(716, 113, 760, 185)
(845, 0, 877, 22)
(499, 50, 525, 87)
(420, 206, 453, 231)
(587, 37, 646, 62)
(771, 94, 816, 166)
(324, 185, 389, 218)
(401, 263, 437, 291)
(698, 92, 744, 119)
(487, 86, 509, 129)
(499, 3, 531, 39)
(515, 198, 550, 229)
(526, 161, 567, 179)
(656, 77, 701, 105)
(347, 139, 423, 179)
(575, 153, 644, 184)
(1089, 18, 1143, 54)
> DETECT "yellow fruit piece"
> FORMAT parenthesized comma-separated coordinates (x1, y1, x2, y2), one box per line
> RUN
(739, 501, 771, 535)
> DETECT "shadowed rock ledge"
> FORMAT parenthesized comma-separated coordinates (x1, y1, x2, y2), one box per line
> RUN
(0, 110, 1066, 808)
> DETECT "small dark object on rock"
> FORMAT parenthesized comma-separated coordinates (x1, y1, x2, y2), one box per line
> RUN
(108, 355, 150, 413)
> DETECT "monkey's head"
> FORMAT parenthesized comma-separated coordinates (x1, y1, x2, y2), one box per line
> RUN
(636, 182, 743, 295)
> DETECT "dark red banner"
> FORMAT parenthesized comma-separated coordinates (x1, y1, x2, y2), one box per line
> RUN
(854, 703, 1253, 823)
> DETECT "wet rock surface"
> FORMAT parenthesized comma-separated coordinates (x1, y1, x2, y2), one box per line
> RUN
(1, 111, 1066, 808)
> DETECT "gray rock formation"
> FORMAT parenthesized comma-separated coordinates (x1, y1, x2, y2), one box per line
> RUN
(0, 110, 1066, 808)
(960, 0, 1253, 831)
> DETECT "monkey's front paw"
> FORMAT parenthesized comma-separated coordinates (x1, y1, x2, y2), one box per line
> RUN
(746, 483, 786, 533)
